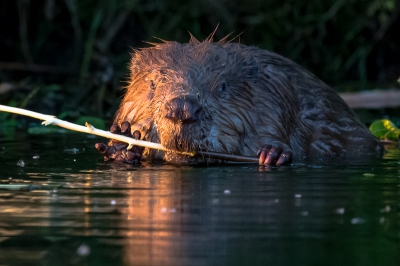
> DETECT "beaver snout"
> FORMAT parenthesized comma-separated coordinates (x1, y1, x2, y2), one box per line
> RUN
(164, 95, 203, 124)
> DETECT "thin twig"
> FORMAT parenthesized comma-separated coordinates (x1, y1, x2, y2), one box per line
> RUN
(0, 105, 192, 155)
(0, 105, 261, 163)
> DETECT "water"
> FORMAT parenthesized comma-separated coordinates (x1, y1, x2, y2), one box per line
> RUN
(0, 134, 399, 266)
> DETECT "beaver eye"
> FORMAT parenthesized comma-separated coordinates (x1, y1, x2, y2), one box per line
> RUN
(217, 83, 226, 92)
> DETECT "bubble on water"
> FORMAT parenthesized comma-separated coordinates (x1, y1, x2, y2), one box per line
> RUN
(76, 244, 90, 256)
(161, 207, 167, 213)
(110, 200, 116, 205)
(379, 217, 385, 224)
(32, 155, 40, 159)
(351, 217, 365, 225)
(294, 194, 302, 198)
(169, 208, 177, 213)
(336, 208, 345, 215)
(224, 190, 231, 195)
(274, 199, 279, 203)
(301, 211, 309, 216)
(17, 160, 25, 167)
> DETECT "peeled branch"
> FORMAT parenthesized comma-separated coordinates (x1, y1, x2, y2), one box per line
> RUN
(0, 105, 259, 163)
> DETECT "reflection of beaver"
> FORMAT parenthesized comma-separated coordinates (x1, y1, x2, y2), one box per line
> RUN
(95, 37, 384, 166)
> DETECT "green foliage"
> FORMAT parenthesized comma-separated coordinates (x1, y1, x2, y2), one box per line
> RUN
(370, 119, 400, 140)
(0, 120, 19, 139)
(0, 0, 399, 129)
(2, 0, 400, 86)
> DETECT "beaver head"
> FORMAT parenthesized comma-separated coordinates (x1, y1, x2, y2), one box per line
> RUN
(114, 40, 271, 163)
(109, 38, 383, 164)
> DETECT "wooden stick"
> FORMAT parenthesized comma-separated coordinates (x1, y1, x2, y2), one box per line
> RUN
(0, 105, 191, 155)
(0, 105, 260, 162)
(196, 151, 259, 163)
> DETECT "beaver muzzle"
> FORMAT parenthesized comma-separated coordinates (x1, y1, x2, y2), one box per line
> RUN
(164, 95, 203, 124)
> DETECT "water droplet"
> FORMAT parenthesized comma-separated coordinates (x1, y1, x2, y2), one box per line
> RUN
(336, 208, 345, 215)
(351, 217, 365, 225)
(77, 244, 90, 256)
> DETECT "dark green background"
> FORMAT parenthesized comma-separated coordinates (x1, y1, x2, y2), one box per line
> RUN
(0, 0, 399, 123)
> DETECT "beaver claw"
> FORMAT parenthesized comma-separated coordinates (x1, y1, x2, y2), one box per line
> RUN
(95, 121, 143, 164)
(257, 145, 293, 166)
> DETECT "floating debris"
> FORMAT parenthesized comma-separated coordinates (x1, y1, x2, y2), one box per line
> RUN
(363, 173, 375, 177)
(64, 148, 79, 154)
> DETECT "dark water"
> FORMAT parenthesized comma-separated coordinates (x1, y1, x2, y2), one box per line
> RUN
(0, 134, 399, 266)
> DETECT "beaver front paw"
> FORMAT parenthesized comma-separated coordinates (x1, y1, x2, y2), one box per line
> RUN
(95, 121, 143, 164)
(257, 145, 293, 166)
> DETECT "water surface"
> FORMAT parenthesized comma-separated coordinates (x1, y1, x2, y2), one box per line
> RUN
(0, 134, 399, 266)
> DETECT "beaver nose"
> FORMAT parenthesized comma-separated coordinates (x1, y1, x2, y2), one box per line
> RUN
(164, 95, 202, 124)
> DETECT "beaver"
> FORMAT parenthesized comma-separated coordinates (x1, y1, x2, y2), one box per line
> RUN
(95, 36, 384, 166)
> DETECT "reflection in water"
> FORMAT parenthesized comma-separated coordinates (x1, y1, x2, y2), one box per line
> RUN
(0, 135, 399, 265)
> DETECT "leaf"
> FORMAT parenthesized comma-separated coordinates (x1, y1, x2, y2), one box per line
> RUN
(75, 116, 106, 130)
(369, 119, 400, 140)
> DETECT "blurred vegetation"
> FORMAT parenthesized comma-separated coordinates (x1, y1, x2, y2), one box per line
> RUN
(0, 0, 400, 136)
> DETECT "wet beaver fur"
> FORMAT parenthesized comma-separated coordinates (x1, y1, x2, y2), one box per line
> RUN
(95, 36, 384, 166)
